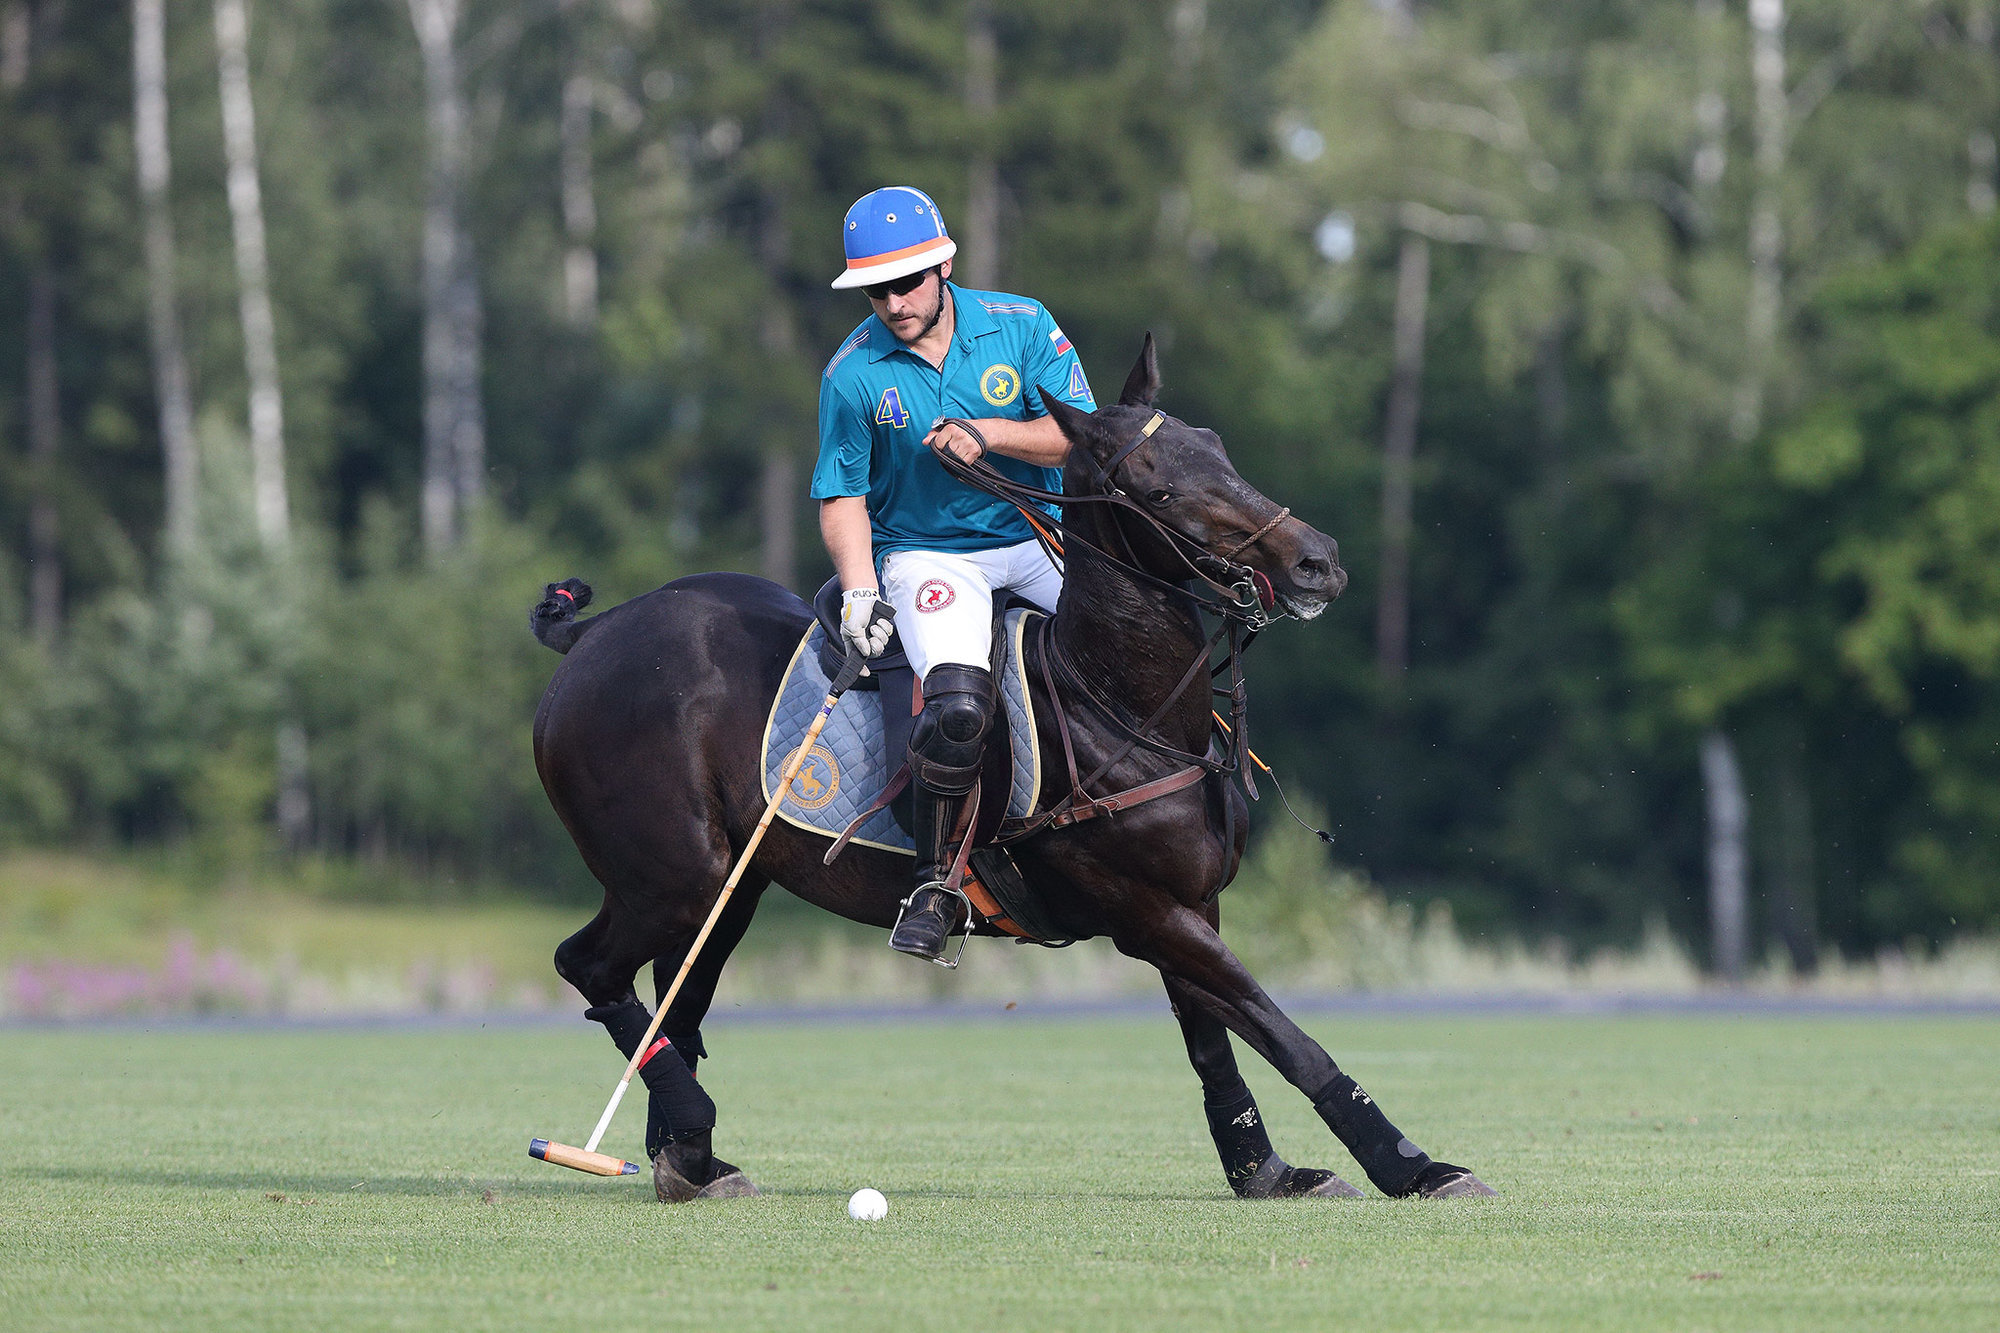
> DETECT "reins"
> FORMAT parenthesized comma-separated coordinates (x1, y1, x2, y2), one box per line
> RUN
(932, 414, 1281, 631)
(930, 411, 1294, 836)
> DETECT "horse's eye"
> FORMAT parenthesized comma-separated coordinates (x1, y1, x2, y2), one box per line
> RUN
(1148, 489, 1174, 505)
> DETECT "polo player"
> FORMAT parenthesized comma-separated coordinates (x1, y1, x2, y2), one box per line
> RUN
(811, 186, 1097, 962)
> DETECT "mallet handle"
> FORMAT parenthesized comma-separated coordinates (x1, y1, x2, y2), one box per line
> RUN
(578, 673, 856, 1156)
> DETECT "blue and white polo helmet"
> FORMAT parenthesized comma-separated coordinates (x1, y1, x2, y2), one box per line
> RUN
(830, 186, 957, 290)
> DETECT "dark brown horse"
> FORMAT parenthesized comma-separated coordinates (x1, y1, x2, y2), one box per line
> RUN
(530, 338, 1494, 1203)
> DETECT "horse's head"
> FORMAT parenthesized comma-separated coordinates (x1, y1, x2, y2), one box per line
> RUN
(1043, 336, 1346, 620)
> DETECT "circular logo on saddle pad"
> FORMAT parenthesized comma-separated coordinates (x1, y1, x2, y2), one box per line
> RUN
(915, 579, 956, 613)
(783, 744, 840, 811)
(979, 364, 1021, 406)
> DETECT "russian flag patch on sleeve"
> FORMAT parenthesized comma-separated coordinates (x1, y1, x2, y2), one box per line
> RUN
(1049, 327, 1073, 356)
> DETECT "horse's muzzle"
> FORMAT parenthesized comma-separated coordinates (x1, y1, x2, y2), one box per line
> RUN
(1281, 530, 1345, 615)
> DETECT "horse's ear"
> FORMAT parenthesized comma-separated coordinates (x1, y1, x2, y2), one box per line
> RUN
(1043, 394, 1100, 451)
(1117, 333, 1160, 407)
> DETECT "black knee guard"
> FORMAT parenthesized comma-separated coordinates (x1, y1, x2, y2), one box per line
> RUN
(1313, 1072, 1430, 1196)
(909, 664, 994, 795)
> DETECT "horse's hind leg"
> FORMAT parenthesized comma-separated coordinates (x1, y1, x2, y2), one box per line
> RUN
(1165, 970, 1361, 1199)
(1124, 904, 1495, 1199)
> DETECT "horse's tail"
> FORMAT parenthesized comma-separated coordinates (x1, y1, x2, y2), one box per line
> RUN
(530, 578, 596, 654)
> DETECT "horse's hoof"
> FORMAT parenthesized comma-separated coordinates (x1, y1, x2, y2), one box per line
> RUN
(653, 1153, 700, 1203)
(1233, 1155, 1363, 1200)
(653, 1151, 759, 1203)
(1415, 1164, 1499, 1199)
(1287, 1167, 1365, 1198)
(696, 1168, 760, 1199)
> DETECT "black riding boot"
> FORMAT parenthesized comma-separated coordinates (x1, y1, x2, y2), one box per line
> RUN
(890, 664, 992, 962)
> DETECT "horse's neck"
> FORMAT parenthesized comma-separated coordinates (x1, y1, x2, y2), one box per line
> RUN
(1052, 520, 1212, 749)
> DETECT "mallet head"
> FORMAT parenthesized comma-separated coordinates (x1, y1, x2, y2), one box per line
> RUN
(529, 1138, 641, 1176)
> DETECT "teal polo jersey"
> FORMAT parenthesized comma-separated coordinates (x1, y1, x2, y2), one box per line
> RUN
(811, 283, 1096, 561)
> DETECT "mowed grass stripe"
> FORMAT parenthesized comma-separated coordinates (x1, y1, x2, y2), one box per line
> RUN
(1, 1016, 1995, 1331)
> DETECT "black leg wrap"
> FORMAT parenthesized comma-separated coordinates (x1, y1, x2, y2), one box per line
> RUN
(583, 1000, 651, 1058)
(584, 1002, 716, 1157)
(637, 1041, 717, 1153)
(1313, 1073, 1431, 1197)
(662, 1027, 706, 1073)
(1203, 1084, 1277, 1192)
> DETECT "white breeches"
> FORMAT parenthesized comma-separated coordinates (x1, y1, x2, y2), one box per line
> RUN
(879, 540, 1062, 680)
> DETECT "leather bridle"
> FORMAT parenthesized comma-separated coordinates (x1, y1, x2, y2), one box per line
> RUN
(934, 411, 1289, 632)
(932, 409, 1305, 821)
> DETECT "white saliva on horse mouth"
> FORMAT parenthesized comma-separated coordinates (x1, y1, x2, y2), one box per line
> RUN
(1283, 596, 1328, 621)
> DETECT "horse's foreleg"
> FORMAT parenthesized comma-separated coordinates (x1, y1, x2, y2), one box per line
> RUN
(1166, 970, 1363, 1198)
(1126, 905, 1493, 1199)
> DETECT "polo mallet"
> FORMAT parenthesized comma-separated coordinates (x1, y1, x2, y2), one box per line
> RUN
(530, 637, 870, 1177)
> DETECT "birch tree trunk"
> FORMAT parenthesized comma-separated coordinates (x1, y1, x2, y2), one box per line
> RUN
(752, 6, 795, 590)
(1769, 749, 1817, 974)
(757, 200, 796, 590)
(215, 0, 311, 847)
(559, 0, 598, 327)
(1700, 728, 1749, 983)
(9, 6, 58, 643)
(1970, 9, 1995, 215)
(1692, 0, 1728, 200)
(133, 0, 199, 559)
(1733, 0, 1786, 442)
(26, 264, 60, 647)
(1375, 232, 1428, 680)
(214, 0, 288, 548)
(408, 0, 485, 553)
(1373, 0, 1425, 682)
(1, 2, 26, 91)
(962, 0, 999, 291)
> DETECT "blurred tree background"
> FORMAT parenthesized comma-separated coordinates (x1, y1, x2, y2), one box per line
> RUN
(1, 0, 1996, 972)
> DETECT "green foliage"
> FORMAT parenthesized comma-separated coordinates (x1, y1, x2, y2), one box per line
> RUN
(299, 503, 590, 892)
(1620, 216, 2000, 940)
(4, 0, 2000, 960)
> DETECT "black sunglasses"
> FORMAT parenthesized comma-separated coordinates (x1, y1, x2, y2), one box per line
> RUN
(862, 267, 937, 301)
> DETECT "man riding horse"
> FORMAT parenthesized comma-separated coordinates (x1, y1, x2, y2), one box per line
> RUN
(532, 199, 1497, 1201)
(813, 186, 1095, 962)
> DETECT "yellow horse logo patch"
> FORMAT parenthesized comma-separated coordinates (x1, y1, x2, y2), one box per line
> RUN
(979, 364, 1021, 407)
(783, 744, 841, 811)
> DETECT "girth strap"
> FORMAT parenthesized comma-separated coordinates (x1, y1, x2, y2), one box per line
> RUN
(998, 616, 1220, 843)
(1034, 763, 1208, 831)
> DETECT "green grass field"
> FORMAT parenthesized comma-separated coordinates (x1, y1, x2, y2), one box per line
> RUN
(2, 1014, 1996, 1331)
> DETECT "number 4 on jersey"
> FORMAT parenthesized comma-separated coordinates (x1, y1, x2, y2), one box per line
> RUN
(875, 387, 910, 429)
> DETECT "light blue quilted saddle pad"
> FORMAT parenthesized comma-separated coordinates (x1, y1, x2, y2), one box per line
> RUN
(760, 611, 1044, 855)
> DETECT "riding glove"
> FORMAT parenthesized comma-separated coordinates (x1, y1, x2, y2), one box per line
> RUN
(840, 588, 897, 661)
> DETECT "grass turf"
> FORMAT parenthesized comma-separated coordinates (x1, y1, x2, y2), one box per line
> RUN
(1, 1014, 1996, 1331)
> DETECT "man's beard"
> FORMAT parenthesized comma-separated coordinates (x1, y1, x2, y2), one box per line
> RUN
(896, 276, 948, 344)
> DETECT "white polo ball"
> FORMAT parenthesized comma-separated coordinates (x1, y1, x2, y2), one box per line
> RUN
(847, 1187, 888, 1221)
